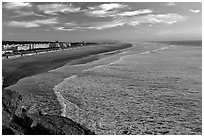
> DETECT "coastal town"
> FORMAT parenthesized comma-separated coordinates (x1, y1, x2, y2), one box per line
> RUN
(2, 41, 101, 59)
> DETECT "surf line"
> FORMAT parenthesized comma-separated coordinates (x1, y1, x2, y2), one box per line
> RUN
(83, 52, 134, 72)
(53, 75, 77, 117)
(83, 45, 173, 72)
(71, 50, 121, 67)
(72, 48, 131, 67)
(140, 45, 173, 55)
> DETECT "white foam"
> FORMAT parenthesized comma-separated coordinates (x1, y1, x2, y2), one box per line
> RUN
(72, 52, 121, 67)
(83, 64, 107, 72)
(72, 49, 129, 67)
(140, 51, 150, 55)
(82, 45, 173, 72)
(53, 75, 77, 117)
(82, 53, 133, 72)
(120, 51, 128, 54)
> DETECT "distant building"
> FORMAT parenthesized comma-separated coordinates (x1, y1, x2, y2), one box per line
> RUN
(11, 46, 18, 53)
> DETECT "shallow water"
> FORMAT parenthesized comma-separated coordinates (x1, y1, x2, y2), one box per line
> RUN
(7, 42, 202, 134)
(52, 42, 199, 134)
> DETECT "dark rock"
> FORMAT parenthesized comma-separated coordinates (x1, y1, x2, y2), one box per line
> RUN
(2, 125, 24, 135)
(159, 130, 169, 135)
(2, 89, 22, 115)
(2, 89, 95, 135)
(2, 89, 22, 126)
(2, 126, 15, 135)
(30, 114, 95, 135)
(9, 113, 95, 135)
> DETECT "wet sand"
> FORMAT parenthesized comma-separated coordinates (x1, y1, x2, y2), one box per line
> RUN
(5, 43, 132, 115)
(3, 43, 131, 88)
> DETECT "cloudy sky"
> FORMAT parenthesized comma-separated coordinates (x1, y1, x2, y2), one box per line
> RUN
(2, 2, 202, 42)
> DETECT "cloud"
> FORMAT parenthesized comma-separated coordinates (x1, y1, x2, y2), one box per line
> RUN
(54, 27, 76, 31)
(86, 8, 153, 18)
(126, 13, 187, 26)
(85, 9, 115, 17)
(95, 3, 127, 11)
(189, 9, 200, 13)
(87, 3, 127, 11)
(53, 13, 187, 31)
(82, 20, 125, 30)
(166, 2, 176, 6)
(3, 2, 32, 9)
(37, 3, 81, 15)
(53, 19, 124, 31)
(85, 3, 127, 17)
(116, 9, 153, 17)
(34, 18, 58, 24)
(11, 10, 45, 17)
(85, 3, 152, 18)
(8, 12, 185, 30)
(15, 11, 34, 16)
(7, 18, 58, 28)
(53, 19, 125, 31)
(65, 22, 78, 26)
(8, 21, 40, 28)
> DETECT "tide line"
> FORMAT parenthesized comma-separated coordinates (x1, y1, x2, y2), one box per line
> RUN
(83, 45, 173, 72)
(72, 50, 129, 67)
(53, 75, 77, 117)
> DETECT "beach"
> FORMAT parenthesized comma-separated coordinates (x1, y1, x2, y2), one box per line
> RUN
(5, 42, 202, 134)
(53, 42, 202, 134)
(3, 43, 131, 88)
(3, 43, 132, 115)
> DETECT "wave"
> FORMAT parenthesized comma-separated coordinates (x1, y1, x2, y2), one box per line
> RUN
(83, 45, 173, 72)
(71, 46, 132, 67)
(53, 75, 77, 117)
(53, 44, 174, 117)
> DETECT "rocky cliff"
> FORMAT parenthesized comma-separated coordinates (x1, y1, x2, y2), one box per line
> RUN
(2, 89, 95, 135)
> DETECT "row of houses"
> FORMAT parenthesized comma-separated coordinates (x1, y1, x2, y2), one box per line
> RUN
(2, 42, 72, 52)
(2, 41, 86, 57)
(2, 41, 102, 59)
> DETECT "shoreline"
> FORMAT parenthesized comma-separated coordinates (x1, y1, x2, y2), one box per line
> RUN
(52, 43, 201, 134)
(53, 75, 77, 117)
(4, 41, 201, 134)
(52, 48, 133, 117)
(68, 49, 122, 66)
(3, 43, 133, 121)
(71, 43, 136, 68)
(54, 44, 173, 118)
(3, 43, 132, 88)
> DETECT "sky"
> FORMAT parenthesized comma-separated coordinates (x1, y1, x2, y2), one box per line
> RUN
(2, 2, 202, 42)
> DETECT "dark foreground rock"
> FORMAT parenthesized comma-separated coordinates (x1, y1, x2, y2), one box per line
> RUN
(2, 89, 95, 135)
(2, 89, 22, 126)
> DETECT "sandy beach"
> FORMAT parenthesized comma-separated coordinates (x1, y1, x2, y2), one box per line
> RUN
(2, 2, 202, 135)
(4, 43, 132, 115)
(3, 43, 131, 88)
(6, 42, 202, 134)
(53, 42, 202, 134)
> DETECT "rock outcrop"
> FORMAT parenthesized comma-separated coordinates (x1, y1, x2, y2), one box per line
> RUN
(2, 89, 95, 135)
